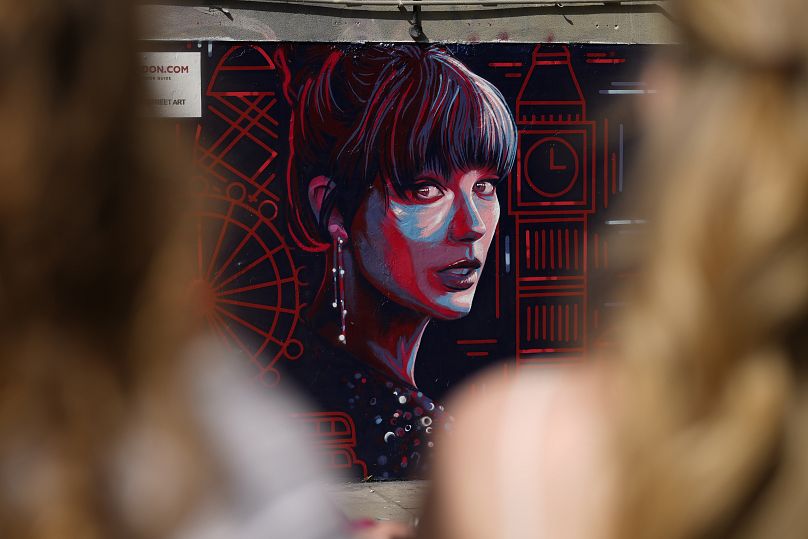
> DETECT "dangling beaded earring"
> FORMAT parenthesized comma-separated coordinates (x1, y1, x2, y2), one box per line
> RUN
(331, 235, 347, 344)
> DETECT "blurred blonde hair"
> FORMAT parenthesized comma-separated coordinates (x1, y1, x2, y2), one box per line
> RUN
(0, 2, 209, 538)
(613, 0, 808, 536)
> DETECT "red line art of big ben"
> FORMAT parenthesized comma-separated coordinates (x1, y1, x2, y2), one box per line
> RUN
(509, 45, 595, 367)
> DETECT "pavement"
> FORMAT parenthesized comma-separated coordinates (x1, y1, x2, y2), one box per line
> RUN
(328, 480, 429, 523)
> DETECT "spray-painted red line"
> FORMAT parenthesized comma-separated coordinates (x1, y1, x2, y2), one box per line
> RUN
(586, 59, 626, 64)
(215, 305, 285, 347)
(208, 217, 265, 288)
(526, 305, 532, 341)
(250, 172, 277, 197)
(550, 229, 556, 270)
(515, 220, 521, 366)
(219, 274, 296, 297)
(533, 230, 544, 270)
(522, 291, 583, 299)
(210, 91, 276, 98)
(604, 119, 610, 209)
(237, 95, 280, 133)
(504, 73, 523, 78)
(251, 341, 282, 373)
(200, 150, 280, 201)
(525, 229, 531, 270)
(245, 171, 280, 202)
(586, 52, 608, 58)
(520, 276, 582, 282)
(209, 100, 277, 156)
(541, 230, 547, 270)
(217, 94, 279, 136)
(204, 101, 248, 154)
(534, 305, 539, 343)
(574, 229, 580, 271)
(204, 97, 266, 154)
(550, 305, 556, 341)
(565, 229, 570, 270)
(204, 98, 278, 164)
(557, 230, 563, 270)
(457, 339, 498, 345)
(520, 348, 584, 354)
(206, 312, 229, 344)
(198, 142, 251, 184)
(197, 165, 232, 189)
(218, 297, 297, 315)
(250, 155, 276, 185)
(574, 303, 579, 341)
(542, 305, 547, 340)
(584, 219, 589, 276)
(205, 205, 236, 282)
(215, 253, 270, 291)
(488, 62, 523, 67)
(218, 65, 276, 71)
(212, 310, 264, 370)
(199, 118, 273, 184)
(521, 116, 584, 125)
(520, 284, 584, 292)
(236, 105, 279, 141)
(466, 352, 490, 358)
(517, 201, 589, 208)
(519, 100, 584, 106)
(565, 304, 570, 342)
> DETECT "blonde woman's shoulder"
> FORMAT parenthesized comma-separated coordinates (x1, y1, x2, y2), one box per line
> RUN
(426, 361, 618, 539)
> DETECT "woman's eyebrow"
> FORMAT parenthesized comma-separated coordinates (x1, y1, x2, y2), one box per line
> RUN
(412, 171, 446, 184)
(472, 168, 501, 182)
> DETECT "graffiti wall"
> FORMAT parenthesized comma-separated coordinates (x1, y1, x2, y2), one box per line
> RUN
(154, 42, 655, 480)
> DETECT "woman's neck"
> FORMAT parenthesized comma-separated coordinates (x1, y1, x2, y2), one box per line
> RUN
(308, 246, 430, 388)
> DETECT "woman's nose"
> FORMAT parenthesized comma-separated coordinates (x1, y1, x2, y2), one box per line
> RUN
(449, 195, 486, 242)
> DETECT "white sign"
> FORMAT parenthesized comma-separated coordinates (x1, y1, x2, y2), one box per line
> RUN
(140, 52, 201, 118)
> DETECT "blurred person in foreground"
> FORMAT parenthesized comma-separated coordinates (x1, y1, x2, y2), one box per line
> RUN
(0, 2, 412, 539)
(420, 0, 808, 538)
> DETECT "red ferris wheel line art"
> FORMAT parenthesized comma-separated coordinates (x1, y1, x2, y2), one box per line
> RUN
(197, 45, 281, 205)
(191, 181, 303, 388)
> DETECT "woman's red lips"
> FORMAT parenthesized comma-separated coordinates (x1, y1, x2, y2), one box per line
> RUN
(436, 259, 482, 291)
(442, 258, 482, 271)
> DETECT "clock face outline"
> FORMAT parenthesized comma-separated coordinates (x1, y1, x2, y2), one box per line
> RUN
(523, 136, 580, 199)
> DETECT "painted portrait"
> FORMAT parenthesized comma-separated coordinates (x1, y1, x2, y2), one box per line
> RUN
(277, 43, 516, 478)
(183, 42, 651, 479)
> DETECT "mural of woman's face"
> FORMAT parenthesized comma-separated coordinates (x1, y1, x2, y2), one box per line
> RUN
(351, 168, 500, 320)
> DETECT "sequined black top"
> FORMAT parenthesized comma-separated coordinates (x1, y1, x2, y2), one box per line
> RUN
(282, 323, 452, 480)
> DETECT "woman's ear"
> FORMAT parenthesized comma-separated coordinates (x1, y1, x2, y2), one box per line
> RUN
(307, 176, 346, 239)
(307, 175, 332, 219)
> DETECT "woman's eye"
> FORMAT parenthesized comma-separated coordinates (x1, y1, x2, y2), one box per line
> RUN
(409, 184, 444, 202)
(473, 180, 497, 197)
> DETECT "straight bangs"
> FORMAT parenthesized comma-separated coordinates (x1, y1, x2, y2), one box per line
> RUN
(342, 47, 517, 197)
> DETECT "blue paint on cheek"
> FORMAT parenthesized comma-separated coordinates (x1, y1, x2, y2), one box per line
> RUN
(390, 202, 450, 244)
